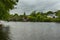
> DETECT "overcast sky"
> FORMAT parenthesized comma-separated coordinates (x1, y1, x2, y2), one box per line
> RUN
(10, 0, 60, 15)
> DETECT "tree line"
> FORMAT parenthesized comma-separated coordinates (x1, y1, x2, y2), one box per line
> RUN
(4, 10, 60, 22)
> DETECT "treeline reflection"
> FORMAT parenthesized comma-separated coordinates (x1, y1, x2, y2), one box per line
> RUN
(0, 24, 10, 40)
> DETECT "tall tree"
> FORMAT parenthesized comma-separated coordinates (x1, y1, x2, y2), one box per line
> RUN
(0, 0, 18, 20)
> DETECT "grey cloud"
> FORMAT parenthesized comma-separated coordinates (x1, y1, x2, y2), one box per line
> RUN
(10, 0, 60, 15)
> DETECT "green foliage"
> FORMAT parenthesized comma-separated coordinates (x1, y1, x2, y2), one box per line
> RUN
(47, 11, 54, 14)
(30, 11, 36, 17)
(0, 0, 18, 20)
(55, 10, 60, 18)
(7, 10, 60, 22)
(14, 13, 18, 16)
(0, 0, 18, 11)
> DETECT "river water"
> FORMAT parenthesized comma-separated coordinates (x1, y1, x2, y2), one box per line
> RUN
(1, 22, 60, 40)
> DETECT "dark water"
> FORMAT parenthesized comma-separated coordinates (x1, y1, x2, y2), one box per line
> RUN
(1, 22, 60, 40)
(0, 24, 10, 40)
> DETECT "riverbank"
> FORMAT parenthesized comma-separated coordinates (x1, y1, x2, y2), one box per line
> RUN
(6, 11, 60, 22)
(1, 10, 60, 22)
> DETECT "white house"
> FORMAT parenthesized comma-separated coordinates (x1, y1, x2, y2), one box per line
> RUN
(47, 13, 58, 18)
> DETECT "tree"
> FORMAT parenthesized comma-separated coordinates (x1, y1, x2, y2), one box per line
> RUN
(47, 11, 54, 15)
(55, 10, 60, 18)
(30, 11, 36, 17)
(23, 12, 26, 17)
(0, 0, 18, 20)
(36, 12, 41, 15)
(14, 13, 18, 16)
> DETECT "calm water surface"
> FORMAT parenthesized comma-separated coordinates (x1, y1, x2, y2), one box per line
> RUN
(1, 22, 60, 40)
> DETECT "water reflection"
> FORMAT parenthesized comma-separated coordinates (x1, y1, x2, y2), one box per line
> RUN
(9, 22, 60, 40)
(0, 24, 10, 40)
(1, 22, 60, 40)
